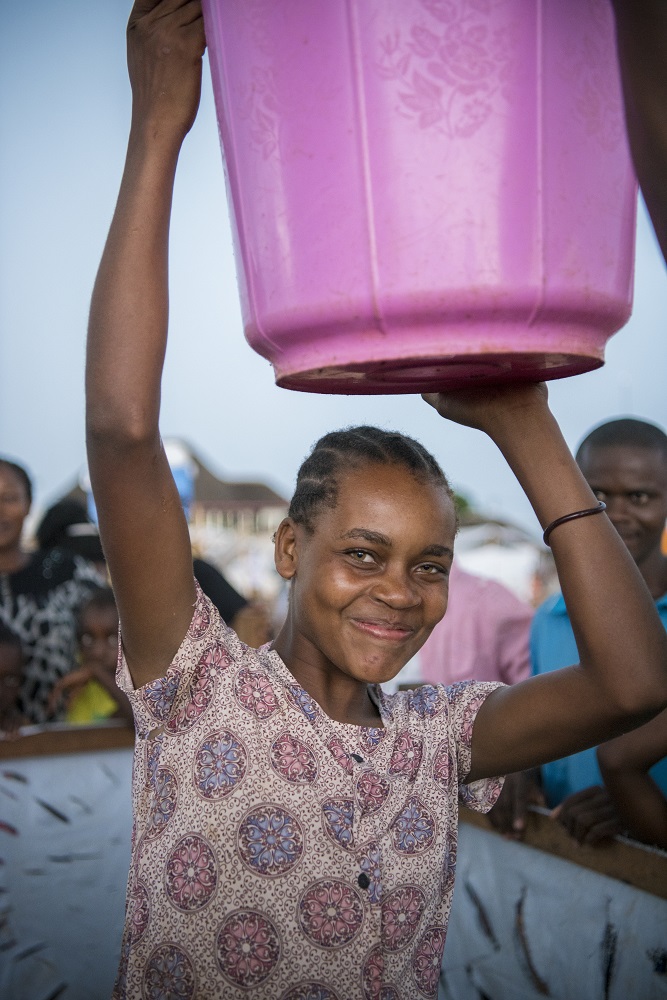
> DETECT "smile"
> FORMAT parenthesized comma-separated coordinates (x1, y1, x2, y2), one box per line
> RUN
(349, 618, 415, 642)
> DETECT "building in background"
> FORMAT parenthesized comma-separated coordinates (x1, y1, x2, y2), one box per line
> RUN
(62, 439, 289, 604)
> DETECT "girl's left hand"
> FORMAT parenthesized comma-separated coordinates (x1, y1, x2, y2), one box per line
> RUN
(422, 381, 548, 436)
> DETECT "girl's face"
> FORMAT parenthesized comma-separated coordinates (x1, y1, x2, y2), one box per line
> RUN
(278, 462, 456, 685)
(78, 605, 119, 675)
(0, 466, 30, 553)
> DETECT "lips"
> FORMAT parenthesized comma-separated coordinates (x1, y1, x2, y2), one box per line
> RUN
(349, 617, 416, 642)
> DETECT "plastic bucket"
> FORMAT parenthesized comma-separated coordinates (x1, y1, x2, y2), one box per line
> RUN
(203, 0, 637, 394)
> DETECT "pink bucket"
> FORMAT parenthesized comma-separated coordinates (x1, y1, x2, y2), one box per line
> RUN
(203, 0, 637, 394)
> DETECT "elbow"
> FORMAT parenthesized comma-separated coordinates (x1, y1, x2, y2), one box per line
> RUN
(86, 398, 158, 449)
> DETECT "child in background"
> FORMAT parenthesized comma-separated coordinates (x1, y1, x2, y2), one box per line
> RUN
(49, 589, 132, 726)
(0, 625, 27, 736)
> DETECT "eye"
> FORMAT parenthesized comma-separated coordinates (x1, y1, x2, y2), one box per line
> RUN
(592, 489, 607, 503)
(346, 549, 375, 564)
(628, 491, 651, 506)
(417, 562, 448, 576)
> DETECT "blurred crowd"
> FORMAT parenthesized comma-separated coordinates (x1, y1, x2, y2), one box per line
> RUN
(0, 458, 273, 734)
(2, 414, 666, 858)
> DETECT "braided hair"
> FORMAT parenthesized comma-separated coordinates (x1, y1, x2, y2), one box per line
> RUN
(288, 426, 454, 532)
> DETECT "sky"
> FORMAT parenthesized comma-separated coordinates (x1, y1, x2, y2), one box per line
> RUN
(1, 0, 666, 538)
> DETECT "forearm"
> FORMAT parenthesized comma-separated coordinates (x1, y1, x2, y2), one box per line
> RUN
(86, 131, 181, 445)
(612, 0, 667, 261)
(598, 763, 667, 849)
(488, 401, 667, 719)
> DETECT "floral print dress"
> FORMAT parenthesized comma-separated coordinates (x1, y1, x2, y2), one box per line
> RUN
(114, 584, 503, 1000)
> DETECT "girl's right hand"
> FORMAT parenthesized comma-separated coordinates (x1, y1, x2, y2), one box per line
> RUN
(127, 0, 206, 142)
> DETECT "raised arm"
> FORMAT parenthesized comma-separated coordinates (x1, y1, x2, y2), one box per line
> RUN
(612, 0, 667, 261)
(597, 709, 667, 849)
(423, 386, 667, 781)
(86, 1, 205, 688)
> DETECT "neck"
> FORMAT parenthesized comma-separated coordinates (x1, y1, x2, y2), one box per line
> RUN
(272, 624, 383, 728)
(637, 548, 667, 600)
(0, 547, 28, 575)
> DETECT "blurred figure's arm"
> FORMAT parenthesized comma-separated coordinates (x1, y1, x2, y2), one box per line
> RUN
(597, 710, 667, 850)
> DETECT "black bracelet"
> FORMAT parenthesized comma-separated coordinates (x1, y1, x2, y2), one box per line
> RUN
(542, 501, 606, 546)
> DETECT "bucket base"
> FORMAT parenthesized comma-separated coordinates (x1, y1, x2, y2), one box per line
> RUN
(274, 350, 604, 395)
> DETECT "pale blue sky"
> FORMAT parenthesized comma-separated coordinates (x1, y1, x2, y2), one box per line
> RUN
(2, 0, 666, 535)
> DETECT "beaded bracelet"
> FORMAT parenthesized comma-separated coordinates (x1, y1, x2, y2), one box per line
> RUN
(542, 501, 606, 546)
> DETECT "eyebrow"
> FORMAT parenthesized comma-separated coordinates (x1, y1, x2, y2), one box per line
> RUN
(339, 529, 453, 558)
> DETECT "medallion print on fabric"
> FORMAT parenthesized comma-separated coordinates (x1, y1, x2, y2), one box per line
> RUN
(129, 878, 149, 943)
(194, 729, 247, 799)
(166, 643, 227, 734)
(238, 804, 304, 876)
(359, 726, 386, 755)
(459, 695, 484, 749)
(361, 945, 399, 1000)
(188, 597, 211, 639)
(322, 798, 355, 850)
(409, 685, 442, 719)
(145, 733, 162, 786)
(216, 909, 281, 989)
(357, 842, 383, 905)
(413, 925, 447, 997)
(391, 796, 436, 855)
(143, 943, 196, 1000)
(287, 683, 321, 722)
(234, 667, 279, 719)
(280, 985, 341, 1000)
(327, 735, 354, 774)
(145, 766, 178, 840)
(388, 730, 423, 780)
(356, 769, 390, 816)
(441, 842, 457, 896)
(270, 731, 318, 784)
(165, 833, 218, 912)
(141, 670, 181, 722)
(298, 878, 364, 949)
(432, 738, 453, 789)
(381, 884, 426, 951)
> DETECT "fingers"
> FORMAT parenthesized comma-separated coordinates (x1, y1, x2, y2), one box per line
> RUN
(552, 786, 622, 845)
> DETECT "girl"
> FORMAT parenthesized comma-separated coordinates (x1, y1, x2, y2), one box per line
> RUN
(48, 588, 133, 726)
(87, 3, 667, 997)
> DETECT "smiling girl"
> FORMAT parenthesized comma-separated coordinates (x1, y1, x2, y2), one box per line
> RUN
(86, 3, 667, 998)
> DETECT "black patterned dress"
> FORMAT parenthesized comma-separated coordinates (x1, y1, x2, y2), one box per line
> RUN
(0, 548, 102, 723)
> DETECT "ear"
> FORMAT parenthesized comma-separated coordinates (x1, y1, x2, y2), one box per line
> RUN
(274, 518, 300, 581)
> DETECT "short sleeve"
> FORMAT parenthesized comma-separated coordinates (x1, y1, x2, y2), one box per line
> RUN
(116, 582, 239, 738)
(445, 679, 505, 813)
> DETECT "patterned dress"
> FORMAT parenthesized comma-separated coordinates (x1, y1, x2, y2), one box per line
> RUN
(115, 584, 503, 1000)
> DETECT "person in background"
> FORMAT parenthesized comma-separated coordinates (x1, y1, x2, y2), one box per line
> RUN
(0, 458, 102, 724)
(420, 561, 533, 687)
(49, 587, 132, 726)
(36, 497, 107, 576)
(193, 556, 272, 648)
(419, 561, 544, 837)
(0, 624, 27, 736)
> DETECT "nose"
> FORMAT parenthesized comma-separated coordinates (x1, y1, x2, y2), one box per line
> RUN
(603, 494, 634, 527)
(371, 565, 420, 610)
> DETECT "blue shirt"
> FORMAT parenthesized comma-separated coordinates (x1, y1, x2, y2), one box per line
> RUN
(530, 590, 667, 806)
